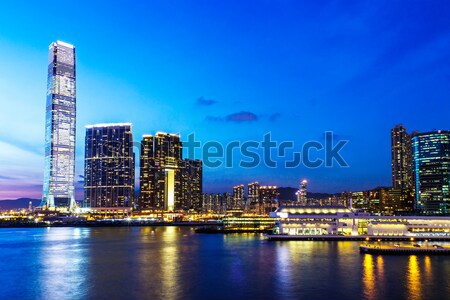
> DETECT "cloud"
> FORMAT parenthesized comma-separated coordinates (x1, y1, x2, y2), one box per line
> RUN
(197, 97, 218, 106)
(226, 111, 258, 122)
(269, 113, 281, 122)
(206, 111, 280, 123)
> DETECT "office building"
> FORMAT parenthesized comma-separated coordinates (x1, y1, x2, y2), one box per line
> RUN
(412, 130, 450, 214)
(84, 124, 134, 208)
(391, 125, 413, 189)
(232, 185, 245, 209)
(203, 193, 228, 214)
(41, 41, 77, 211)
(247, 182, 260, 211)
(181, 159, 203, 211)
(259, 185, 279, 214)
(139, 133, 182, 211)
(297, 180, 308, 205)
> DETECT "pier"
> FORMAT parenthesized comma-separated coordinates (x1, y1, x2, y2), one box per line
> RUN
(264, 234, 450, 242)
(359, 244, 450, 255)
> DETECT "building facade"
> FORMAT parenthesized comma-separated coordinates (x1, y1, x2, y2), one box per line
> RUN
(232, 185, 245, 209)
(259, 185, 279, 215)
(391, 124, 413, 190)
(412, 131, 450, 214)
(297, 180, 308, 205)
(42, 41, 77, 211)
(247, 182, 260, 211)
(84, 124, 134, 208)
(270, 206, 450, 237)
(139, 133, 182, 211)
(203, 193, 229, 214)
(181, 159, 203, 211)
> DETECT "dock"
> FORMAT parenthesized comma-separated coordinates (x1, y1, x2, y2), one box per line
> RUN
(359, 244, 450, 255)
(264, 234, 450, 242)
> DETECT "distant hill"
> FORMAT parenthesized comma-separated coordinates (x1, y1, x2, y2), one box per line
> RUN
(0, 198, 40, 210)
(277, 187, 336, 201)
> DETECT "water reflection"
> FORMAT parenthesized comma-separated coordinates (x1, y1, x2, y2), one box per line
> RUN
(275, 244, 292, 289)
(362, 254, 375, 300)
(376, 256, 384, 284)
(407, 255, 422, 300)
(38, 228, 90, 299)
(160, 227, 180, 300)
(2, 229, 450, 299)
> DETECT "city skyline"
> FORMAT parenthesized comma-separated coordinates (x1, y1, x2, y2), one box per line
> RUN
(1, 1, 450, 199)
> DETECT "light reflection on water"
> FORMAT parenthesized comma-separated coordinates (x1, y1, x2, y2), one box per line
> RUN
(407, 255, 422, 300)
(0, 227, 449, 300)
(38, 228, 91, 299)
(160, 226, 180, 300)
(363, 254, 376, 300)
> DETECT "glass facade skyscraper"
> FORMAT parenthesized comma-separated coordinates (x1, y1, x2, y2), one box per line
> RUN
(391, 124, 413, 190)
(41, 41, 76, 210)
(84, 124, 135, 208)
(412, 131, 450, 214)
(181, 159, 203, 211)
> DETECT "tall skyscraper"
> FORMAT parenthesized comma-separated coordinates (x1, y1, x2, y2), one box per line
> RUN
(247, 182, 260, 211)
(84, 124, 135, 208)
(181, 159, 203, 211)
(41, 41, 76, 210)
(412, 130, 450, 214)
(297, 179, 307, 205)
(391, 125, 413, 189)
(232, 185, 245, 209)
(259, 185, 279, 214)
(139, 133, 182, 211)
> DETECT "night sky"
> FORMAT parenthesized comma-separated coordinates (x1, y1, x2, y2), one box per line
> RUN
(0, 1, 449, 199)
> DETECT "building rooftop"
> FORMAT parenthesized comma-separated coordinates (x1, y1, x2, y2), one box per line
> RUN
(275, 206, 352, 215)
(49, 40, 75, 49)
(85, 123, 132, 129)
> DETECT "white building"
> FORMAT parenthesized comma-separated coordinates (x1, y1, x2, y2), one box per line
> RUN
(270, 206, 450, 237)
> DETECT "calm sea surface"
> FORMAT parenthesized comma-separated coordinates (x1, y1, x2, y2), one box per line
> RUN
(0, 227, 449, 300)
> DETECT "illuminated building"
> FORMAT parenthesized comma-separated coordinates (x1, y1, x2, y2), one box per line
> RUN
(202, 193, 228, 214)
(259, 185, 279, 215)
(84, 123, 134, 208)
(247, 182, 260, 211)
(232, 185, 245, 209)
(221, 216, 275, 231)
(388, 188, 414, 214)
(41, 41, 76, 211)
(270, 206, 450, 237)
(139, 133, 182, 211)
(391, 125, 413, 189)
(412, 130, 450, 214)
(297, 180, 307, 205)
(181, 159, 203, 211)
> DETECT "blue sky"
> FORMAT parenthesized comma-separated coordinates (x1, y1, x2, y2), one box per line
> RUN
(0, 0, 450, 199)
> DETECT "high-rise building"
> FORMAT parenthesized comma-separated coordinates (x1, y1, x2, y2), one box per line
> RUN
(139, 133, 182, 211)
(259, 185, 279, 214)
(202, 193, 228, 214)
(297, 179, 307, 205)
(84, 124, 134, 208)
(181, 159, 203, 211)
(391, 125, 413, 190)
(247, 182, 260, 211)
(232, 185, 245, 209)
(41, 41, 77, 211)
(412, 130, 450, 214)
